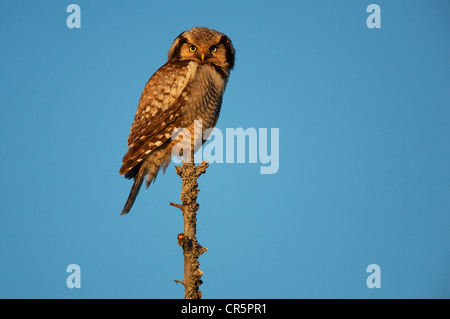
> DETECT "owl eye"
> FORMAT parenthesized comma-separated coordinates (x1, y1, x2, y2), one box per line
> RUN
(209, 45, 218, 53)
(189, 45, 197, 52)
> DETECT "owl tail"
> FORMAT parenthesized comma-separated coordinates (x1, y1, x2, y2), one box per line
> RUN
(121, 166, 146, 215)
(120, 144, 172, 215)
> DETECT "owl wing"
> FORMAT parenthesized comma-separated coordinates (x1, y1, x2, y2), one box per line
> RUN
(119, 60, 195, 176)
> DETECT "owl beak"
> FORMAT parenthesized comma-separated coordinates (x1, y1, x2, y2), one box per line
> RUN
(198, 50, 210, 62)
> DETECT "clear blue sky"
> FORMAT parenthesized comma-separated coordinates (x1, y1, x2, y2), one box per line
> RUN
(0, 1, 448, 298)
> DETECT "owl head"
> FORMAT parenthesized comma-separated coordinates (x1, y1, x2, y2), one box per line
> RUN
(168, 27, 235, 71)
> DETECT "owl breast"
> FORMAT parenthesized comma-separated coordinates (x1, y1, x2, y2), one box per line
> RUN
(181, 62, 228, 134)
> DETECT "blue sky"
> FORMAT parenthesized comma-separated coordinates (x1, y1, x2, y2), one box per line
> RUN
(0, 1, 448, 298)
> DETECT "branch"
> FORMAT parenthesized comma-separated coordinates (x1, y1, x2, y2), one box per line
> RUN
(171, 160, 209, 299)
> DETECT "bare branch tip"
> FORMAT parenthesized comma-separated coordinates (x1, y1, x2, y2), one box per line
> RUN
(174, 280, 185, 286)
(170, 202, 184, 211)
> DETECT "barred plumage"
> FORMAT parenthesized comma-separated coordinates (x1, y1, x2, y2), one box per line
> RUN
(119, 27, 235, 215)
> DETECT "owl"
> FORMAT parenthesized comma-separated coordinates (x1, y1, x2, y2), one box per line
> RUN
(119, 27, 235, 215)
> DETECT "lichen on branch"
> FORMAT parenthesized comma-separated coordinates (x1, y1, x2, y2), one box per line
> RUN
(170, 161, 209, 299)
